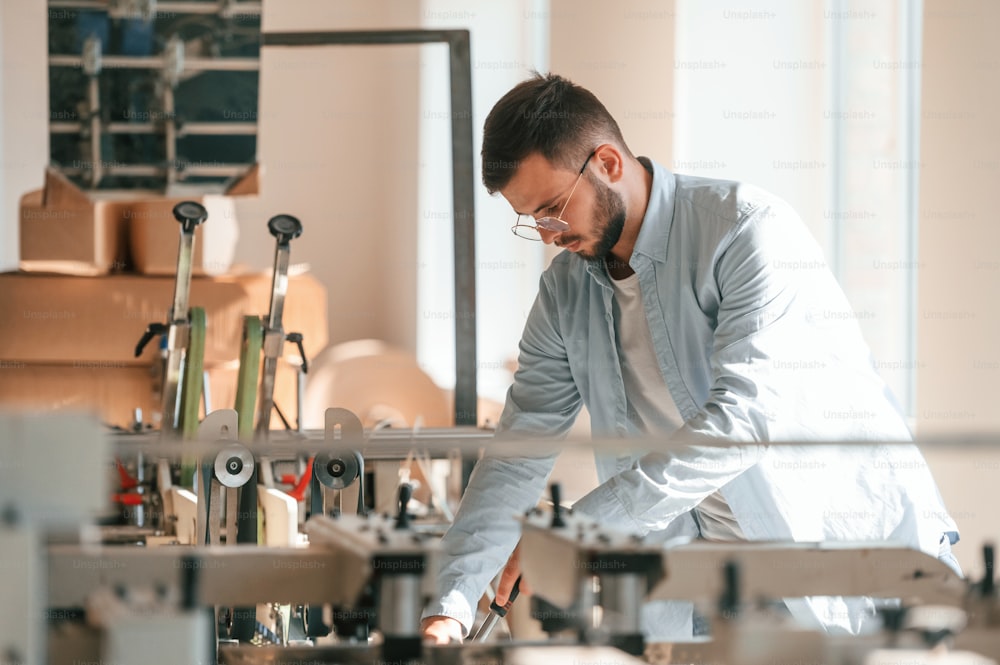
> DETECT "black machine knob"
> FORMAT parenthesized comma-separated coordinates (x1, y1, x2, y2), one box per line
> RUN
(172, 201, 209, 234)
(982, 543, 995, 597)
(134, 322, 168, 357)
(719, 560, 741, 620)
(267, 214, 303, 246)
(286, 332, 309, 373)
(395, 483, 413, 530)
(550, 483, 566, 528)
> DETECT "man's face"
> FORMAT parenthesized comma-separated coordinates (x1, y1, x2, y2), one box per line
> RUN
(502, 152, 627, 262)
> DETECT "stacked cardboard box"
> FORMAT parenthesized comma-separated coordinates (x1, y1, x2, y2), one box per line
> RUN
(6, 165, 329, 429)
(0, 271, 327, 429)
(19, 165, 257, 277)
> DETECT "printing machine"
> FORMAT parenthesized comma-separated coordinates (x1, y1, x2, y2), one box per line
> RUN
(2, 411, 998, 665)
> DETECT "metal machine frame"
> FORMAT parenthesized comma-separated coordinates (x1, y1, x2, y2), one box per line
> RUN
(260, 29, 478, 429)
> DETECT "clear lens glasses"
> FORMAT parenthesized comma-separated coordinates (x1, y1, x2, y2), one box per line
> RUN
(511, 215, 571, 240)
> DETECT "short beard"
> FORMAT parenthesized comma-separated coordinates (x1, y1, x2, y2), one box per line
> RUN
(579, 175, 626, 263)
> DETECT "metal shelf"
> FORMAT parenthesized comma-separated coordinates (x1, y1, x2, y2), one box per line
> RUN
(49, 54, 260, 71)
(50, 121, 259, 136)
(47, 0, 262, 17)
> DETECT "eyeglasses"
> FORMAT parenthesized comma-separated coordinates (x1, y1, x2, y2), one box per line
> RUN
(511, 151, 595, 240)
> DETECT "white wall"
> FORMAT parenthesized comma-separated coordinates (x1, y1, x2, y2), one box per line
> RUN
(550, 0, 675, 167)
(0, 1, 48, 271)
(673, 1, 828, 244)
(672, 0, 929, 419)
(417, 0, 550, 403)
(253, 0, 422, 352)
(916, 0, 1000, 578)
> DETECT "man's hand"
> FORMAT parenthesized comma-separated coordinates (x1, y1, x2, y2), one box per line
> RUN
(421, 615, 464, 644)
(423, 545, 533, 644)
(495, 543, 532, 606)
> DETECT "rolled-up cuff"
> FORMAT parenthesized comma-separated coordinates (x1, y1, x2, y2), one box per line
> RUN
(421, 584, 482, 637)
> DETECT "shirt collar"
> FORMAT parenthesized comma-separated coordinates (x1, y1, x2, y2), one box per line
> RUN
(630, 157, 676, 265)
(583, 156, 676, 284)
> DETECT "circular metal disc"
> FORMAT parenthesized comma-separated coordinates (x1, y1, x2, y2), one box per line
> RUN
(313, 452, 360, 489)
(214, 443, 254, 488)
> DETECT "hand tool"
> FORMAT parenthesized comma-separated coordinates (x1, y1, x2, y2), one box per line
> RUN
(473, 575, 522, 641)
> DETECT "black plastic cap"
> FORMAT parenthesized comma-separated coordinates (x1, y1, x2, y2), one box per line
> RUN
(267, 214, 303, 244)
(172, 201, 209, 232)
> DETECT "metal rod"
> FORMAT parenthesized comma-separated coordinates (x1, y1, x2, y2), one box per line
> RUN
(161, 326, 189, 433)
(52, 121, 259, 135)
(49, 55, 259, 72)
(263, 29, 473, 47)
(447, 31, 478, 427)
(255, 217, 302, 438)
(87, 76, 102, 187)
(83, 33, 102, 188)
(164, 86, 177, 189)
(171, 234, 195, 321)
(255, 288, 289, 436)
(48, 0, 262, 14)
(296, 365, 306, 432)
(57, 163, 252, 178)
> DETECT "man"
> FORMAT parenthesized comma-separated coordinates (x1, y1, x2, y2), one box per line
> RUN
(421, 73, 959, 643)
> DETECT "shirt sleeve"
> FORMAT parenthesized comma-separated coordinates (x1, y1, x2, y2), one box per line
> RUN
(573, 202, 816, 533)
(423, 270, 582, 634)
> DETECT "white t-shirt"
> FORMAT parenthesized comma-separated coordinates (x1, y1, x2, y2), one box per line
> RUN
(610, 270, 744, 542)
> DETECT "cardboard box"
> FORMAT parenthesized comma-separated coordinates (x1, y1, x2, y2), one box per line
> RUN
(127, 196, 238, 276)
(0, 269, 328, 367)
(19, 171, 130, 276)
(18, 165, 258, 276)
(0, 360, 305, 430)
(127, 165, 259, 276)
(0, 362, 159, 428)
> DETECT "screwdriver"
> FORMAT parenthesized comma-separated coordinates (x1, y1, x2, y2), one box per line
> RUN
(472, 575, 522, 642)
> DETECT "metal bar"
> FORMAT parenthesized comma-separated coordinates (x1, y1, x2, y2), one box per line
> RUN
(171, 229, 195, 321)
(47, 546, 346, 607)
(51, 122, 260, 136)
(179, 122, 259, 136)
(645, 541, 968, 606)
(262, 29, 473, 48)
(266, 245, 291, 331)
(255, 243, 292, 437)
(161, 325, 189, 433)
(447, 31, 478, 427)
(261, 29, 478, 428)
(163, 86, 177, 188)
(57, 163, 252, 177)
(49, 55, 260, 71)
(87, 75, 102, 187)
(296, 366, 306, 431)
(182, 163, 255, 177)
(256, 351, 280, 436)
(104, 431, 1000, 468)
(49, 122, 86, 133)
(48, 0, 262, 14)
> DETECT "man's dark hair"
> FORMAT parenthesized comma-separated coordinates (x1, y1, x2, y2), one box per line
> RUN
(481, 72, 633, 194)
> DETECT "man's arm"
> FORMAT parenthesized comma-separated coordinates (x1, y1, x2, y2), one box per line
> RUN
(423, 272, 582, 635)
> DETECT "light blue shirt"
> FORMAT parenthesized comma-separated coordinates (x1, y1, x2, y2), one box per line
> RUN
(426, 158, 958, 636)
